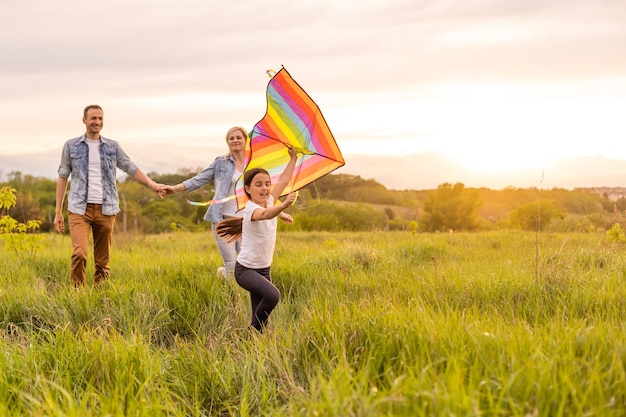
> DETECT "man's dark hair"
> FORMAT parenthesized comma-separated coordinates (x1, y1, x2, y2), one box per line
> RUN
(83, 104, 103, 118)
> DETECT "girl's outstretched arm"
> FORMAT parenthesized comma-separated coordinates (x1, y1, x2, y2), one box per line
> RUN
(251, 192, 297, 221)
(271, 147, 297, 200)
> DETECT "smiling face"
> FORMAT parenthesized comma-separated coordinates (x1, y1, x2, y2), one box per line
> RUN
(226, 127, 246, 154)
(83, 107, 104, 139)
(244, 169, 272, 206)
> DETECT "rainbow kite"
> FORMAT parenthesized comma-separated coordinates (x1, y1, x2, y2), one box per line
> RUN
(235, 67, 345, 209)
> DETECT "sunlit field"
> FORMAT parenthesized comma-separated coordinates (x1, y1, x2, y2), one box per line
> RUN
(1, 230, 625, 416)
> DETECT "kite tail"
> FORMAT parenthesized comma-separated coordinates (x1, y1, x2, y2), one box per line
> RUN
(187, 194, 237, 207)
(215, 217, 243, 244)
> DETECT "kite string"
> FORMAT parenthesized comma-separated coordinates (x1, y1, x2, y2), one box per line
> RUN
(292, 182, 321, 210)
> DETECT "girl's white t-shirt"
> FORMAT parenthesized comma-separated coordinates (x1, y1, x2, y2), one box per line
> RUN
(236, 196, 277, 269)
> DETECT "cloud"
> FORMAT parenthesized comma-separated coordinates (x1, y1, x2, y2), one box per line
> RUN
(3, 0, 623, 86)
(1, 0, 626, 191)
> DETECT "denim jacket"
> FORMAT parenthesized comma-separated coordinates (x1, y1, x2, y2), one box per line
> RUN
(183, 155, 235, 224)
(57, 134, 139, 216)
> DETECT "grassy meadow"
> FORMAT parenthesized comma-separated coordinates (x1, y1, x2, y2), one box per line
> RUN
(1, 230, 625, 416)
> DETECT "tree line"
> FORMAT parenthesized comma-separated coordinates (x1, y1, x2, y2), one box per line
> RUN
(1, 170, 624, 234)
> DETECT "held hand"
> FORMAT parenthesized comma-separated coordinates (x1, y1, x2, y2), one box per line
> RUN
(163, 185, 178, 195)
(53, 214, 65, 234)
(287, 147, 297, 160)
(151, 183, 167, 199)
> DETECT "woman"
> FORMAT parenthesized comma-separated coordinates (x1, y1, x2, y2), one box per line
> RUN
(165, 126, 293, 278)
(164, 126, 248, 278)
(216, 148, 297, 332)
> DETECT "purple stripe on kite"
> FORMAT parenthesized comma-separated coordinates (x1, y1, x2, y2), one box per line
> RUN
(299, 155, 320, 171)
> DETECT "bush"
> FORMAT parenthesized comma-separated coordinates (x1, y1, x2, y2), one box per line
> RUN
(606, 223, 625, 243)
(0, 187, 45, 256)
(291, 201, 388, 232)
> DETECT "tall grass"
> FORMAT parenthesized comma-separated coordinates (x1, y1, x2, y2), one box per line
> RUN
(1, 230, 625, 416)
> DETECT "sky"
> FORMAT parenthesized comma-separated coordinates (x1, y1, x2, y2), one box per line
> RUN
(1, 0, 626, 190)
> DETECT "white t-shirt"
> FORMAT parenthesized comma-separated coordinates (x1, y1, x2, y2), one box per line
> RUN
(236, 196, 277, 269)
(86, 138, 103, 204)
(221, 168, 241, 217)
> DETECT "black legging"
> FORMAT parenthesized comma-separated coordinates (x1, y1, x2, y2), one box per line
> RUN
(234, 262, 280, 331)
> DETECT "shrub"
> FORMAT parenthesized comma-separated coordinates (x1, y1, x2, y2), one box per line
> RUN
(0, 187, 45, 255)
(606, 223, 625, 243)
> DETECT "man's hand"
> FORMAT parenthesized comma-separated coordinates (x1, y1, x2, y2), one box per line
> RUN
(53, 213, 65, 233)
(150, 182, 167, 199)
(162, 184, 179, 195)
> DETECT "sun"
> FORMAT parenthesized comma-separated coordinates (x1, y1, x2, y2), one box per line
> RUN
(420, 83, 566, 174)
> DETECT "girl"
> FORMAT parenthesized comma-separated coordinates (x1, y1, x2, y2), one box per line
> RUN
(217, 148, 297, 332)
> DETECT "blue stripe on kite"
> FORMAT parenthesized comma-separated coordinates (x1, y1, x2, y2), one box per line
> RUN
(267, 83, 312, 149)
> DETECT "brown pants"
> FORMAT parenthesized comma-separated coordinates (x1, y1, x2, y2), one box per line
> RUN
(68, 204, 116, 287)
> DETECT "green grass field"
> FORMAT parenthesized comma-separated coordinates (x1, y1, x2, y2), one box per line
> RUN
(1, 230, 625, 416)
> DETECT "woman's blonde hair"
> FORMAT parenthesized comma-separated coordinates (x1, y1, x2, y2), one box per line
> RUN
(224, 126, 248, 156)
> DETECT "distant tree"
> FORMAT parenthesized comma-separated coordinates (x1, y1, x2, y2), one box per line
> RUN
(8, 191, 42, 225)
(117, 180, 153, 233)
(420, 183, 482, 231)
(3, 168, 621, 234)
(293, 201, 388, 232)
(5, 171, 23, 183)
(309, 174, 406, 205)
(141, 198, 184, 233)
(584, 212, 610, 231)
(509, 200, 565, 231)
(3, 173, 56, 232)
(384, 207, 395, 220)
(615, 198, 626, 212)
(549, 188, 607, 214)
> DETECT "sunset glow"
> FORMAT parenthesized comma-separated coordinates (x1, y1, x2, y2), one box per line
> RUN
(1, 0, 625, 190)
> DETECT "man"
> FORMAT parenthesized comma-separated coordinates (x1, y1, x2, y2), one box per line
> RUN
(54, 104, 164, 287)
